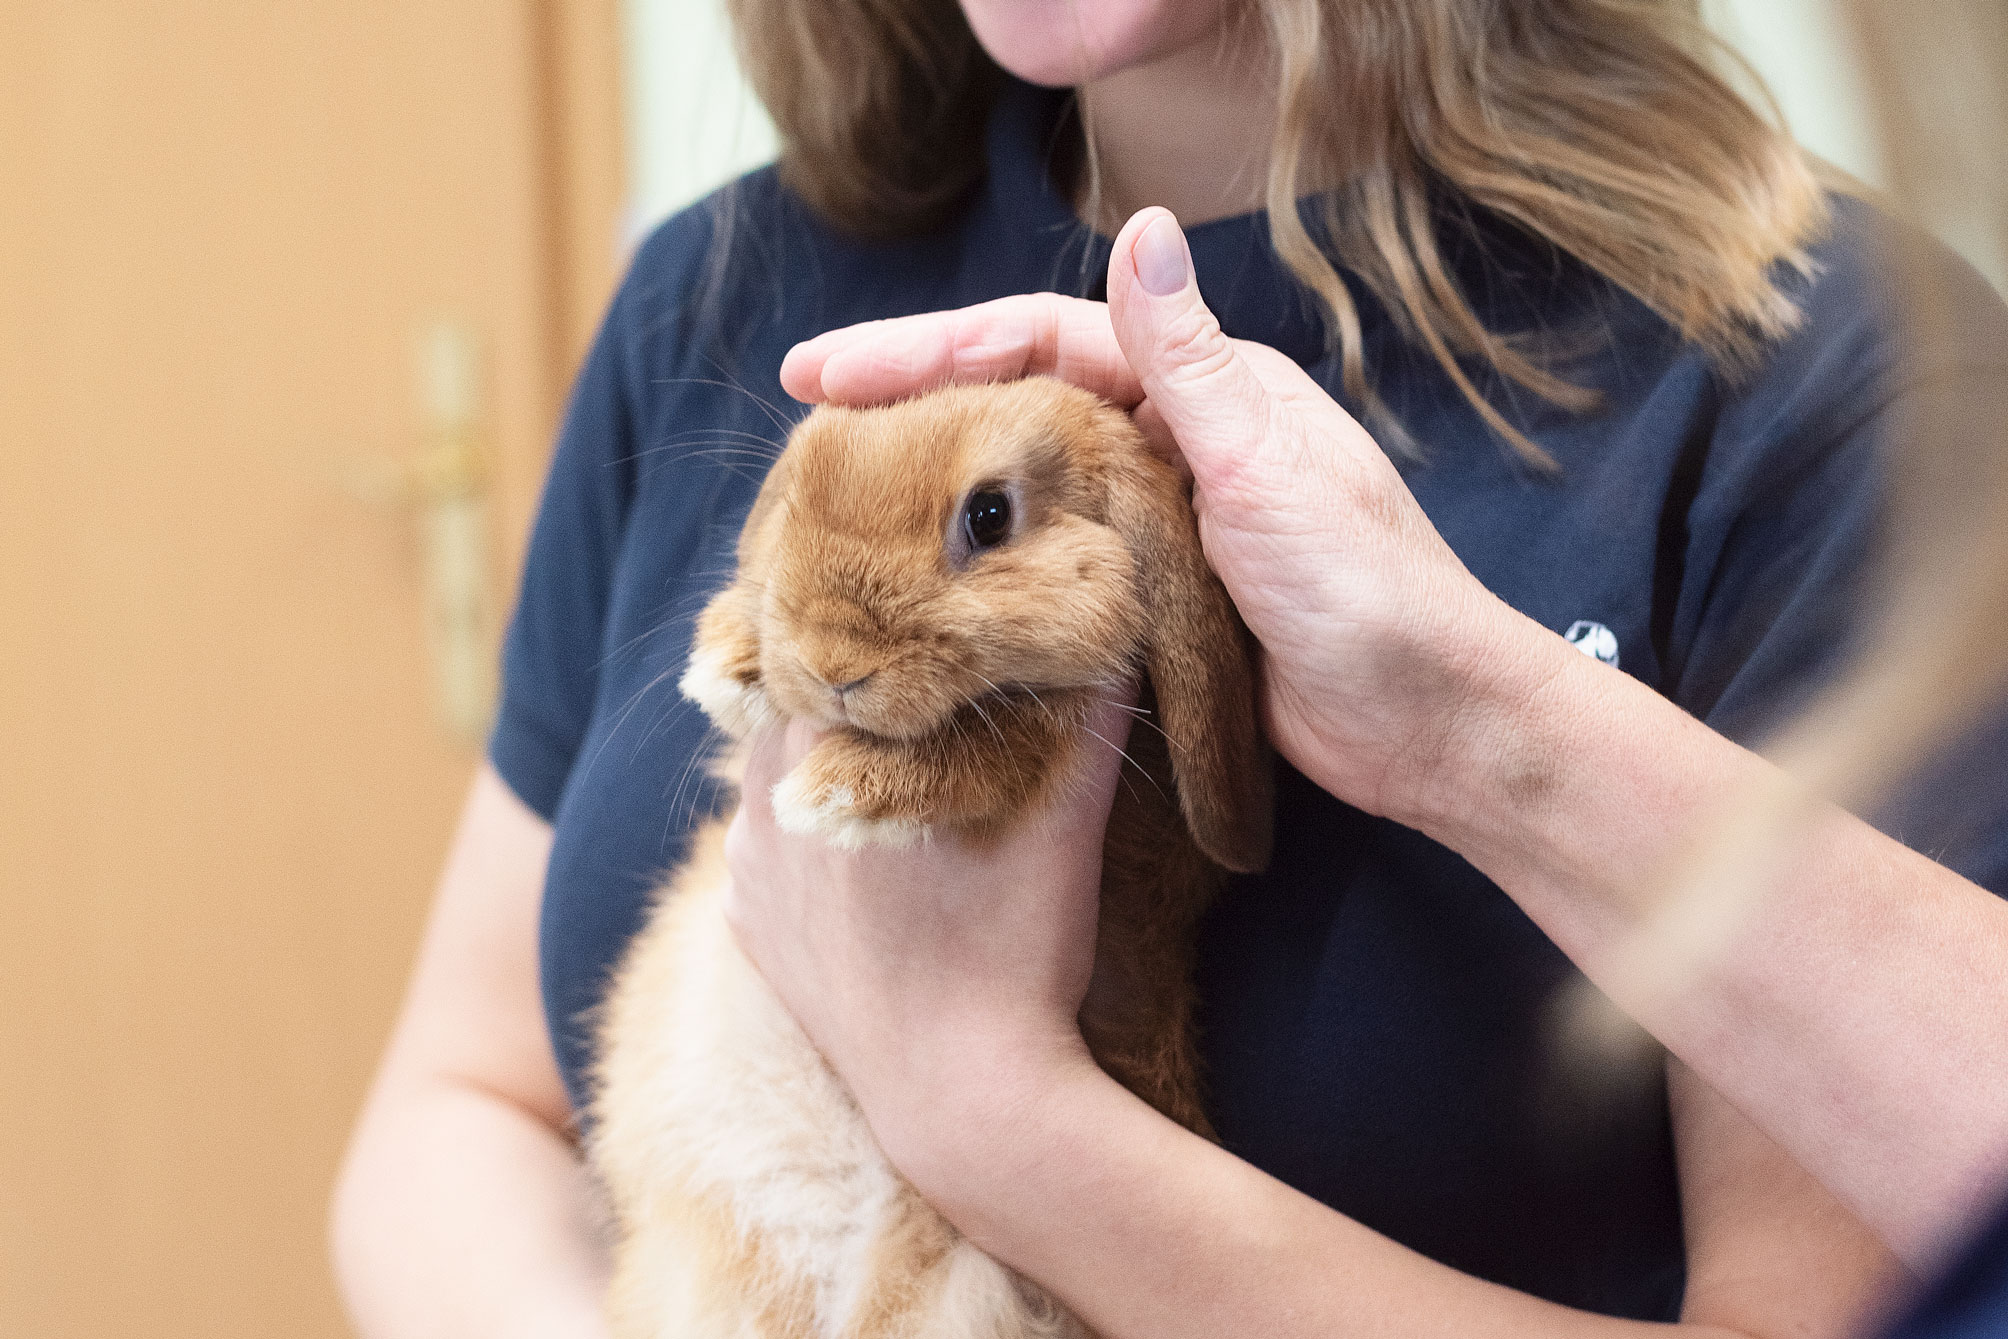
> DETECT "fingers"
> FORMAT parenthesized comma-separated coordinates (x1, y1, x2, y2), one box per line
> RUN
(780, 211, 1329, 504)
(780, 294, 1144, 408)
(1106, 209, 1284, 495)
(724, 718, 825, 916)
(734, 718, 822, 832)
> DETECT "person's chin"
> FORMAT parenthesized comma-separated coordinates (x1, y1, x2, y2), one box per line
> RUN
(955, 0, 1218, 88)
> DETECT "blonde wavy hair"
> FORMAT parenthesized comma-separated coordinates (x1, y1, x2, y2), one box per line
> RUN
(724, 0, 1827, 463)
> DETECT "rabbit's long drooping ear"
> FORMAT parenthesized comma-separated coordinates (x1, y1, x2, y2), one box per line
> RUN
(1103, 452, 1274, 874)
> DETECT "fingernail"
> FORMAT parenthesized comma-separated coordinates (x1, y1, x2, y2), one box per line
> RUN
(1133, 213, 1190, 297)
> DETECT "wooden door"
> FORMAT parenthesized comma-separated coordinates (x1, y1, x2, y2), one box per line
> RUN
(0, 4, 623, 1335)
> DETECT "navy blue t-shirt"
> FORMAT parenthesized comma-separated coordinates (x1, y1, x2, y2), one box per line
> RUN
(1889, 1206, 2008, 1339)
(491, 80, 2008, 1322)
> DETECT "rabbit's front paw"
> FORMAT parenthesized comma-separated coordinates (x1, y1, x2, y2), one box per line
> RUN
(679, 644, 775, 739)
(770, 756, 930, 851)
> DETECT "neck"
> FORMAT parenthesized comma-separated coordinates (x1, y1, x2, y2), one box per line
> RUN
(1074, 26, 1279, 232)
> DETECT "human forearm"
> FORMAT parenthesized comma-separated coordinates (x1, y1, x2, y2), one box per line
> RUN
(1408, 605, 2008, 1267)
(332, 1074, 610, 1339)
(900, 1050, 1747, 1339)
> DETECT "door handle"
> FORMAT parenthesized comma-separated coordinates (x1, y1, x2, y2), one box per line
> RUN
(411, 322, 497, 746)
(343, 322, 498, 746)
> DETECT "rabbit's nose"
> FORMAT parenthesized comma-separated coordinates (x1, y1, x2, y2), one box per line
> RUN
(806, 652, 879, 697)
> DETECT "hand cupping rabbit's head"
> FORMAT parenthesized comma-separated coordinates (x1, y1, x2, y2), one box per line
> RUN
(684, 376, 1271, 872)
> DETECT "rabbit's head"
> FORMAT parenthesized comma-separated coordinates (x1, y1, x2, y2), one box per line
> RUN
(688, 377, 1271, 872)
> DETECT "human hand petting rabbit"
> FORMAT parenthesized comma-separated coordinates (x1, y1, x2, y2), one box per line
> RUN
(775, 207, 1551, 830)
(727, 207, 1560, 1200)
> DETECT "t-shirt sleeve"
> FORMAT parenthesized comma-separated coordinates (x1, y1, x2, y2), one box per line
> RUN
(1667, 233, 2008, 895)
(488, 281, 640, 820)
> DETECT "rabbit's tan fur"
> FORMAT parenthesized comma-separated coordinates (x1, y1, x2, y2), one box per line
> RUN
(590, 378, 1272, 1338)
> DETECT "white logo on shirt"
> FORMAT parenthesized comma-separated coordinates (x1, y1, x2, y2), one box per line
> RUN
(1565, 620, 1620, 668)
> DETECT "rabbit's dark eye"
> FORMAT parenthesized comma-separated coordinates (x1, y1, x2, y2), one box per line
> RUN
(962, 489, 1012, 551)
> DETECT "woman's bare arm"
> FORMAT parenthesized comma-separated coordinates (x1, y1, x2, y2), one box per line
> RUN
(725, 719, 1902, 1339)
(331, 763, 609, 1339)
(910, 1057, 1897, 1339)
(1425, 634, 2008, 1270)
(1671, 1056, 1909, 1337)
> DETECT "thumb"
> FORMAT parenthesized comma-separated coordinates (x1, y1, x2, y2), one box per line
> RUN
(1107, 208, 1275, 486)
